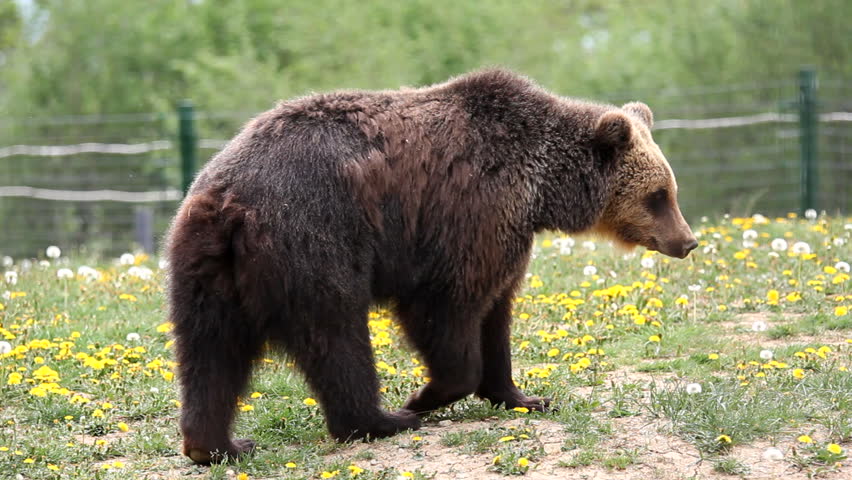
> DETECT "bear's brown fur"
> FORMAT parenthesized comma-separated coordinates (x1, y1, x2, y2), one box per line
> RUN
(165, 69, 696, 464)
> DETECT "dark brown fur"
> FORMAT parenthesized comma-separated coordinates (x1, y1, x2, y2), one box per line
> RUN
(165, 69, 695, 463)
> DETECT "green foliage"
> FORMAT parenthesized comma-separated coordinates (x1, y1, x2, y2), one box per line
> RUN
(1, 1, 850, 117)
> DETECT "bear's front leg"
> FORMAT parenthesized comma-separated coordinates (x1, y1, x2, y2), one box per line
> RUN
(291, 311, 420, 441)
(476, 293, 551, 411)
(395, 300, 485, 414)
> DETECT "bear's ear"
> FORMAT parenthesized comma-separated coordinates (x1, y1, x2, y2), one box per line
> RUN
(622, 102, 653, 128)
(594, 111, 633, 151)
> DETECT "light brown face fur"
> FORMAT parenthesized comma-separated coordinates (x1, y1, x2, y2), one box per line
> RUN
(594, 103, 698, 259)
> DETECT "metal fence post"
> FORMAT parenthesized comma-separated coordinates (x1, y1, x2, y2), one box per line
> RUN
(178, 100, 197, 195)
(798, 68, 817, 214)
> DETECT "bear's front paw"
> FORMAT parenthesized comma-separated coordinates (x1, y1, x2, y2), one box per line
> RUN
(185, 438, 256, 464)
(506, 395, 551, 412)
(330, 410, 421, 442)
(478, 390, 552, 412)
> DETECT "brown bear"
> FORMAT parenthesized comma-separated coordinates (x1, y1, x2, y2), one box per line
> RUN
(165, 69, 697, 464)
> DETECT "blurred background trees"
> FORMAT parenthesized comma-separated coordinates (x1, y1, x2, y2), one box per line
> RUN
(2, 0, 849, 117)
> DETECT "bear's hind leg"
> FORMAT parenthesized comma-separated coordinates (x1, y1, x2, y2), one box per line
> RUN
(289, 304, 420, 442)
(172, 291, 264, 464)
(476, 293, 550, 411)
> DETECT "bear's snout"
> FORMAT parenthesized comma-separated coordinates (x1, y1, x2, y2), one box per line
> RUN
(660, 234, 698, 259)
(679, 237, 699, 259)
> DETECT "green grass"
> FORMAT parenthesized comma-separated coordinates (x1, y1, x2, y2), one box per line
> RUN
(1, 214, 850, 478)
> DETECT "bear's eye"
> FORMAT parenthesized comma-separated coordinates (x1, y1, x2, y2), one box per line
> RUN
(645, 188, 669, 216)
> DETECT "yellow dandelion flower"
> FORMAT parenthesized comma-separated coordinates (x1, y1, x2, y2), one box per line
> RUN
(499, 435, 516, 442)
(492, 455, 502, 464)
(797, 435, 813, 443)
(716, 435, 732, 443)
(240, 405, 254, 412)
(285, 462, 297, 468)
(47, 464, 60, 471)
(835, 306, 848, 317)
(250, 392, 262, 399)
(518, 457, 529, 467)
(303, 397, 317, 406)
(767, 289, 780, 304)
(793, 369, 806, 379)
(321, 470, 340, 478)
(648, 335, 661, 343)
(237, 473, 249, 480)
(347, 465, 364, 475)
(117, 422, 129, 432)
(827, 444, 843, 455)
(92, 409, 105, 418)
(155, 322, 173, 333)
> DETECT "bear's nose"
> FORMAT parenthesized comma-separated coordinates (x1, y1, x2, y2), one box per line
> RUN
(682, 238, 699, 257)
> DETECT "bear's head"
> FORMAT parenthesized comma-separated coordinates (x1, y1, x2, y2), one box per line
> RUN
(592, 102, 698, 259)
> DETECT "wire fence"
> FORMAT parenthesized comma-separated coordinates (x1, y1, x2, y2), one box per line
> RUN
(0, 74, 849, 258)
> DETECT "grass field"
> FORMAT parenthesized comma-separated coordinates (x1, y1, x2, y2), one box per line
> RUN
(1, 213, 850, 479)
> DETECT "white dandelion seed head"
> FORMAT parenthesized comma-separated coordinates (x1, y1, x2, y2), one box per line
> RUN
(641, 257, 655, 269)
(583, 265, 597, 276)
(554, 236, 575, 248)
(688, 284, 701, 292)
(835, 261, 850, 273)
(38, 260, 50, 268)
(158, 259, 169, 270)
(2, 256, 12, 267)
(127, 266, 154, 280)
(770, 238, 788, 251)
(703, 244, 717, 255)
(768, 252, 780, 258)
(752, 320, 768, 332)
(622, 252, 637, 260)
(700, 216, 709, 223)
(149, 387, 159, 394)
(77, 266, 101, 282)
(2, 291, 10, 300)
(759, 349, 774, 360)
(742, 240, 756, 248)
(845, 223, 852, 231)
(126, 332, 141, 342)
(119, 253, 136, 266)
(582, 240, 596, 251)
(0, 341, 12, 355)
(752, 213, 768, 224)
(4, 271, 17, 285)
(791, 241, 811, 255)
(20, 259, 32, 271)
(712, 233, 722, 239)
(56, 268, 74, 280)
(524, 272, 532, 279)
(609, 270, 618, 278)
(743, 229, 758, 240)
(45, 245, 61, 259)
(685, 383, 702, 394)
(804, 209, 817, 220)
(762, 447, 784, 461)
(833, 237, 846, 247)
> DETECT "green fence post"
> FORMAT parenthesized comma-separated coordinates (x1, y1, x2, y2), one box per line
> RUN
(798, 68, 817, 215)
(178, 100, 197, 195)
